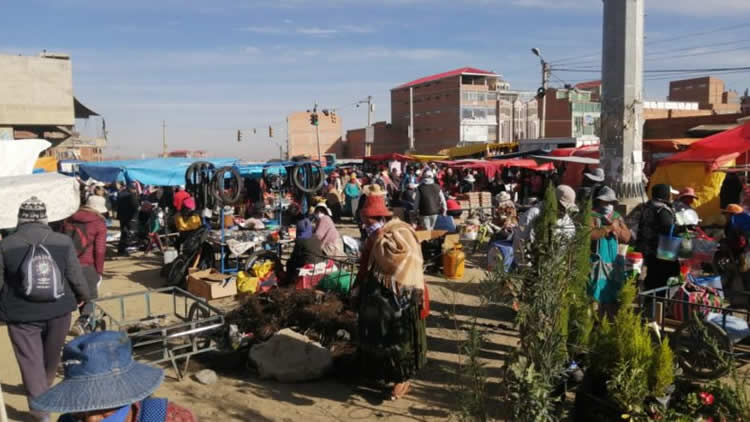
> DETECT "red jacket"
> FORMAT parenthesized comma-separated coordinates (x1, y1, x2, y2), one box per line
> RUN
(173, 190, 190, 211)
(67, 209, 107, 275)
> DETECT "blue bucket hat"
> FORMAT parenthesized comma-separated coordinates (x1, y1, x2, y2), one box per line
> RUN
(31, 331, 164, 414)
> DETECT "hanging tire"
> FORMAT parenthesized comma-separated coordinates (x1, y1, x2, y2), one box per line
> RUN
(292, 163, 325, 193)
(210, 166, 243, 205)
(674, 319, 733, 379)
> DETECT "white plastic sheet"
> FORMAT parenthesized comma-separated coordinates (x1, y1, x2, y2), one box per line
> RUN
(0, 173, 80, 229)
(0, 139, 51, 177)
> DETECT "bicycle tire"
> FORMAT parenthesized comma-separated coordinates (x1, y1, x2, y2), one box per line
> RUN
(674, 319, 733, 379)
(292, 163, 325, 193)
(211, 166, 243, 205)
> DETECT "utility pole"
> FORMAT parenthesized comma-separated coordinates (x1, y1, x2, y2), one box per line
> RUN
(161, 120, 167, 157)
(358, 95, 374, 156)
(531, 48, 549, 138)
(408, 87, 415, 151)
(314, 102, 321, 164)
(601, 0, 645, 203)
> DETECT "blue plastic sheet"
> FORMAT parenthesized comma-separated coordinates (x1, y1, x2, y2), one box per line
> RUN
(80, 158, 238, 186)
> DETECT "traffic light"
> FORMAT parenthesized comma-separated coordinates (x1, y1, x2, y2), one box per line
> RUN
(310, 113, 319, 126)
(268, 125, 273, 138)
(237, 129, 241, 142)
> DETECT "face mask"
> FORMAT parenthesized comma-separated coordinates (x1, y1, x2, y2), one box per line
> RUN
(366, 221, 384, 235)
(601, 204, 614, 215)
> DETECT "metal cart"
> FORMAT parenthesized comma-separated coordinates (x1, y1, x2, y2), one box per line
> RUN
(89, 287, 225, 379)
(639, 284, 750, 379)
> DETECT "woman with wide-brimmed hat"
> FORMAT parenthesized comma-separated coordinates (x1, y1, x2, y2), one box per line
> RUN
(353, 193, 428, 401)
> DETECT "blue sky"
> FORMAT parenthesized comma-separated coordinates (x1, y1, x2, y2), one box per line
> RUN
(3, 0, 749, 159)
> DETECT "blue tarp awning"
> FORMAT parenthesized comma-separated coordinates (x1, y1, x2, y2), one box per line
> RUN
(80, 158, 239, 186)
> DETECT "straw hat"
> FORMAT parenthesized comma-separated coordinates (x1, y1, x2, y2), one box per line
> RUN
(363, 184, 386, 197)
(723, 204, 744, 215)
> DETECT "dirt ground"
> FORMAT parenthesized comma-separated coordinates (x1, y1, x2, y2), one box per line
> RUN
(0, 228, 518, 422)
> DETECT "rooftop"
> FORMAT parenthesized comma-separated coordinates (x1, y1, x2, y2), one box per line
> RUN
(574, 80, 602, 90)
(394, 67, 497, 90)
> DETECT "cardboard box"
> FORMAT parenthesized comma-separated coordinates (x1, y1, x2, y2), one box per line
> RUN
(187, 269, 237, 300)
(415, 230, 448, 243)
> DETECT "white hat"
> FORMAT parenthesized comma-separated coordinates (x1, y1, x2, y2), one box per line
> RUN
(85, 195, 108, 214)
(496, 191, 511, 202)
(422, 170, 434, 179)
(464, 175, 476, 183)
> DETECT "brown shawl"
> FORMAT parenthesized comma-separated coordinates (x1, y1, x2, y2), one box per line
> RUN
(367, 219, 425, 291)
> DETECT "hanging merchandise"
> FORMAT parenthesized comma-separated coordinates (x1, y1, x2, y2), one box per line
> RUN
(185, 161, 216, 210)
(291, 162, 325, 194)
(210, 166, 243, 206)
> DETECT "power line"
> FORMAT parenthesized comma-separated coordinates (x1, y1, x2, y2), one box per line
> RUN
(549, 22, 746, 66)
(552, 66, 750, 73)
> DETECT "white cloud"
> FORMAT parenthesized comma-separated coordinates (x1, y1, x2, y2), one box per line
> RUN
(242, 25, 285, 34)
(296, 27, 339, 36)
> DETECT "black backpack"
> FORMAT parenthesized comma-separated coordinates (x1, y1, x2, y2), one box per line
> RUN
(20, 233, 65, 302)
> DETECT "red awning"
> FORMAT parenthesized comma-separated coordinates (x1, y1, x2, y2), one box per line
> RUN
(658, 122, 750, 170)
(446, 159, 552, 179)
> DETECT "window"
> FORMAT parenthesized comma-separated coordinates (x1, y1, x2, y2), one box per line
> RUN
(686, 85, 693, 90)
(673, 87, 681, 91)
(699, 83, 707, 88)
(435, 110, 441, 114)
(426, 111, 431, 115)
(435, 95, 441, 100)
(415, 112, 422, 117)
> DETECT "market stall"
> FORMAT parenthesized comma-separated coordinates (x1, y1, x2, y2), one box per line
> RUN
(651, 122, 750, 224)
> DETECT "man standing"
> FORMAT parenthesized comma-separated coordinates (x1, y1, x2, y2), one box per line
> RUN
(0, 197, 90, 422)
(117, 182, 140, 256)
(64, 195, 107, 335)
(415, 170, 446, 230)
(637, 184, 679, 292)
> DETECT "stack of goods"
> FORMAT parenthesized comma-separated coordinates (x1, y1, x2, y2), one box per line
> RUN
(467, 192, 481, 209)
(480, 192, 492, 209)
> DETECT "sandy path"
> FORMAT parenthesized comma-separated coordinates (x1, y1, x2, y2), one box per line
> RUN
(1, 240, 516, 421)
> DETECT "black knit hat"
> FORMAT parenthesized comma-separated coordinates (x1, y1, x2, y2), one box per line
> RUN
(652, 184, 671, 202)
(18, 196, 48, 225)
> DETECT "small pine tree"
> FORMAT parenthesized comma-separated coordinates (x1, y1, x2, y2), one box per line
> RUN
(533, 184, 559, 249)
(568, 199, 594, 356)
(649, 338, 675, 398)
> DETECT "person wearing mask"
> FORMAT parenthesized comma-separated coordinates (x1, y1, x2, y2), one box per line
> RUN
(352, 192, 427, 401)
(285, 216, 326, 286)
(31, 331, 197, 422)
(589, 186, 631, 316)
(513, 185, 578, 265)
(1, 197, 91, 422)
(637, 184, 679, 293)
(674, 187, 698, 212)
(64, 195, 108, 336)
(313, 205, 345, 258)
(415, 170, 447, 230)
(117, 182, 140, 257)
(493, 191, 518, 240)
(172, 185, 190, 212)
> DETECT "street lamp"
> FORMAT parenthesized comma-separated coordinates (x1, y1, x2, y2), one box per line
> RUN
(532, 48, 549, 138)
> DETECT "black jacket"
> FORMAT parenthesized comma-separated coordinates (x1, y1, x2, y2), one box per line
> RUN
(117, 190, 140, 222)
(285, 237, 326, 285)
(0, 223, 91, 322)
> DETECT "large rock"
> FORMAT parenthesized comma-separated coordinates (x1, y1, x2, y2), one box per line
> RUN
(249, 328, 333, 383)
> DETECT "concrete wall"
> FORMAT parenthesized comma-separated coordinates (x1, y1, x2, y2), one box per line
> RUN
(287, 111, 342, 159)
(346, 122, 408, 157)
(0, 54, 74, 126)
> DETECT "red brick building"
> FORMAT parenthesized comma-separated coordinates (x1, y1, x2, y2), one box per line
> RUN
(668, 76, 741, 114)
(344, 122, 404, 158)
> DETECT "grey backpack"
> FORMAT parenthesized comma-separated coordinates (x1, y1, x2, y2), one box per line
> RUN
(20, 233, 65, 302)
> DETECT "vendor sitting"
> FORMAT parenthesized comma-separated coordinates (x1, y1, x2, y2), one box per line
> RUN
(313, 205, 345, 258)
(284, 216, 326, 286)
(175, 196, 202, 252)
